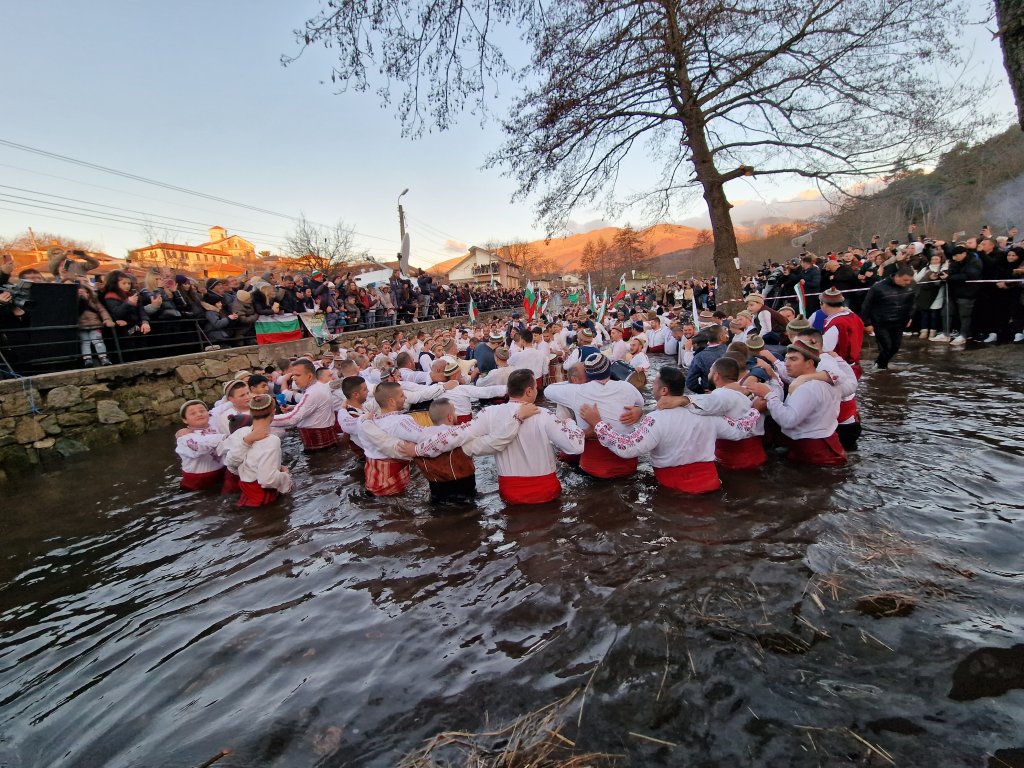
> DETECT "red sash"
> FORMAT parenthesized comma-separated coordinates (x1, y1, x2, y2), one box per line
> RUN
(498, 473, 561, 504)
(838, 398, 859, 424)
(715, 436, 767, 470)
(648, 345, 665, 354)
(580, 439, 638, 478)
(221, 469, 241, 495)
(786, 433, 847, 467)
(238, 479, 279, 507)
(455, 414, 473, 425)
(365, 457, 411, 496)
(653, 462, 720, 494)
(180, 467, 225, 491)
(298, 426, 339, 451)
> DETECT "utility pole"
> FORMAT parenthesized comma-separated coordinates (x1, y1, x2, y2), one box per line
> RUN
(397, 188, 409, 241)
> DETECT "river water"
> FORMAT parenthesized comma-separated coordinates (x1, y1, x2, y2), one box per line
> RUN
(1, 345, 1022, 767)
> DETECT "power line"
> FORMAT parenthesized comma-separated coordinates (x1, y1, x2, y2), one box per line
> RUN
(0, 139, 401, 246)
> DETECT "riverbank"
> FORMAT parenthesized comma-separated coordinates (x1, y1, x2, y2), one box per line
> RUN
(0, 310, 503, 481)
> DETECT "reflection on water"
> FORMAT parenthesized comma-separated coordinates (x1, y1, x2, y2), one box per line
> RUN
(1, 347, 1022, 767)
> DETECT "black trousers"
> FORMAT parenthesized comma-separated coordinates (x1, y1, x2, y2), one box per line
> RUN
(873, 323, 904, 368)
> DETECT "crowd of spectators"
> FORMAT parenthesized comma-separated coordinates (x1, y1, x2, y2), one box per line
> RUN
(0, 255, 527, 372)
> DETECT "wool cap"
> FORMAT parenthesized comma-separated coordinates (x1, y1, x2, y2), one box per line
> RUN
(745, 333, 765, 350)
(786, 315, 812, 333)
(584, 352, 611, 380)
(821, 287, 845, 306)
(787, 338, 821, 363)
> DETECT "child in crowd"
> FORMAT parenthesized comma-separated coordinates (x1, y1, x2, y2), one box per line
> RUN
(76, 282, 115, 367)
(175, 400, 226, 491)
(225, 394, 293, 507)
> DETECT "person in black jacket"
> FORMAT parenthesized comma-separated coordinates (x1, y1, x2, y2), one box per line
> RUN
(940, 246, 983, 345)
(860, 266, 916, 369)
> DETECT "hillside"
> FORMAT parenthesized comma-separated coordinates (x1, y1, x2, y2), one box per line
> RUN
(427, 223, 703, 276)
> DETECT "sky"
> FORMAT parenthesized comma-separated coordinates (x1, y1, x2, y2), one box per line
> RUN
(0, 0, 1014, 269)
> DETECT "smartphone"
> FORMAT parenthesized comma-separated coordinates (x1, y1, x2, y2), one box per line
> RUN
(62, 258, 73, 272)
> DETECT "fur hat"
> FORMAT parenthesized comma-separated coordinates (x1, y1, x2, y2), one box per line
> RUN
(787, 338, 821, 363)
(821, 287, 845, 306)
(786, 315, 812, 333)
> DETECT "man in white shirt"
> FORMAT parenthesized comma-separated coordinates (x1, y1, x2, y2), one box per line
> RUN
(508, 329, 548, 389)
(745, 339, 846, 466)
(272, 359, 339, 451)
(580, 365, 721, 494)
(469, 368, 585, 504)
(543, 352, 644, 479)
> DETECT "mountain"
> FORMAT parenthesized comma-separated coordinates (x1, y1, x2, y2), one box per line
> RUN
(426, 223, 704, 276)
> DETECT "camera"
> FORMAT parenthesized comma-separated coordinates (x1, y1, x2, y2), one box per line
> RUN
(0, 280, 33, 309)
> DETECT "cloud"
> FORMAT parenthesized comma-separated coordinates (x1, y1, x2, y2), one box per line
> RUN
(443, 239, 467, 252)
(566, 218, 614, 234)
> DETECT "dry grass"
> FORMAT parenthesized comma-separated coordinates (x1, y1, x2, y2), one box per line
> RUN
(397, 691, 621, 768)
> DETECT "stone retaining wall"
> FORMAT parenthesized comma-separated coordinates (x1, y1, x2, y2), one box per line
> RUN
(0, 310, 505, 482)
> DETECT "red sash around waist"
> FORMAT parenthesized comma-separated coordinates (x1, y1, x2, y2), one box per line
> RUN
(653, 461, 721, 494)
(298, 426, 339, 451)
(238, 479, 279, 507)
(365, 457, 411, 496)
(455, 414, 473, 425)
(838, 398, 859, 424)
(785, 433, 847, 467)
(557, 450, 581, 465)
(498, 473, 561, 504)
(180, 467, 225, 492)
(648, 345, 665, 354)
(715, 436, 767, 470)
(580, 439, 638, 478)
(535, 377, 545, 392)
(221, 469, 241, 495)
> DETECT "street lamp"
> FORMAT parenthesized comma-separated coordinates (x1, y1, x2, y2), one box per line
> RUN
(397, 188, 409, 241)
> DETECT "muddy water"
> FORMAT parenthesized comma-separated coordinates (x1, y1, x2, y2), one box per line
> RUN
(1, 344, 1022, 767)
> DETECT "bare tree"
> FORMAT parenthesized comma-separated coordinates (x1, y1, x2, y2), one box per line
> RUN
(289, 0, 980, 302)
(284, 215, 368, 274)
(995, 0, 1024, 128)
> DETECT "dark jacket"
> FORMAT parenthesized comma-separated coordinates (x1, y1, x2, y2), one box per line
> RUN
(686, 344, 726, 394)
(946, 254, 983, 300)
(860, 278, 916, 327)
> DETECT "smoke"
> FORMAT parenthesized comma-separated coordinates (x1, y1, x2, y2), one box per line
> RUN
(984, 176, 1024, 231)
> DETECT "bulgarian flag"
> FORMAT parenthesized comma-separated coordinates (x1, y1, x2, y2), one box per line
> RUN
(523, 280, 537, 320)
(256, 313, 303, 345)
(596, 289, 609, 324)
(795, 279, 807, 317)
(692, 295, 701, 330)
(468, 296, 479, 324)
(612, 274, 627, 305)
(567, 289, 579, 304)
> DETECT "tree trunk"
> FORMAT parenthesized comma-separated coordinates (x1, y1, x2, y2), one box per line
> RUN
(996, 0, 1024, 129)
(701, 180, 743, 306)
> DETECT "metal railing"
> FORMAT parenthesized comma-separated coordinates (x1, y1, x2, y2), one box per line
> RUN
(0, 317, 216, 378)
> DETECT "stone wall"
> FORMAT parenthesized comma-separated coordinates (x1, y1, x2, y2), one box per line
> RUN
(0, 310, 505, 482)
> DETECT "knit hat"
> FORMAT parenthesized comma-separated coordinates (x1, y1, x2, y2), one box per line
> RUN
(735, 310, 753, 321)
(786, 315, 812, 334)
(787, 338, 821, 364)
(631, 320, 644, 331)
(583, 352, 611, 380)
(495, 347, 510, 361)
(178, 399, 206, 420)
(205, 278, 221, 291)
(236, 290, 252, 303)
(698, 310, 715, 322)
(443, 360, 461, 377)
(320, 351, 336, 360)
(745, 293, 765, 305)
(174, 274, 189, 286)
(578, 327, 595, 342)
(311, 269, 323, 278)
(821, 287, 845, 306)
(488, 331, 505, 343)
(249, 393, 275, 416)
(745, 333, 765, 350)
